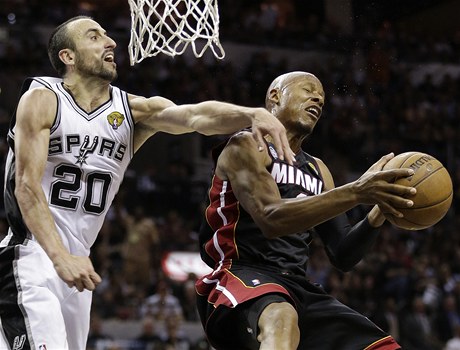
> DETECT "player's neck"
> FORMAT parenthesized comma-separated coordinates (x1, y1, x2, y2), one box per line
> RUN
(266, 133, 302, 155)
(63, 76, 111, 113)
(286, 132, 304, 155)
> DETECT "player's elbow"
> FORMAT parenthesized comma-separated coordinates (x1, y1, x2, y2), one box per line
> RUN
(256, 208, 288, 239)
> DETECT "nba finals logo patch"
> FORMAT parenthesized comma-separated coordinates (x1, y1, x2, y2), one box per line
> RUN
(107, 111, 125, 130)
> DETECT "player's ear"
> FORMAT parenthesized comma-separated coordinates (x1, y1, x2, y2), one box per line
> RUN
(59, 49, 75, 67)
(268, 88, 280, 105)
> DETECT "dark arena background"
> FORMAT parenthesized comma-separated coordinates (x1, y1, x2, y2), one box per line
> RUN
(0, 1, 459, 349)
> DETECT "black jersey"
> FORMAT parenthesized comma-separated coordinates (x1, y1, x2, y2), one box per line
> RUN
(199, 141, 324, 276)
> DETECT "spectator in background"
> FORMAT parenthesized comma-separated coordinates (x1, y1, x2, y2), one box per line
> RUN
(135, 316, 162, 350)
(160, 315, 191, 350)
(140, 279, 184, 321)
(120, 205, 161, 289)
(87, 313, 113, 350)
(445, 324, 460, 350)
(436, 294, 460, 344)
(400, 295, 443, 350)
(178, 273, 200, 322)
(371, 297, 401, 343)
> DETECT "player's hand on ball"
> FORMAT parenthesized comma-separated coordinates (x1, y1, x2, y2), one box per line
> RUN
(381, 151, 453, 230)
(352, 153, 417, 218)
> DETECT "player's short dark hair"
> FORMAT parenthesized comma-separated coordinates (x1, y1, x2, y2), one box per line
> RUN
(48, 15, 92, 77)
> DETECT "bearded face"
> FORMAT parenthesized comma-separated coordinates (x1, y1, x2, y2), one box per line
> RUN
(74, 50, 117, 82)
(65, 18, 118, 82)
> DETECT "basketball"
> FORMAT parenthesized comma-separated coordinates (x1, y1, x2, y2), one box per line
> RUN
(382, 152, 453, 230)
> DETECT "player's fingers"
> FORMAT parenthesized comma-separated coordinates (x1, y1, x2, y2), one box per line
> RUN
(377, 202, 404, 218)
(74, 279, 85, 292)
(61, 274, 79, 290)
(368, 153, 394, 171)
(268, 132, 286, 161)
(90, 272, 102, 285)
(279, 131, 295, 165)
(377, 193, 414, 215)
(253, 129, 269, 153)
(389, 184, 417, 197)
(376, 204, 399, 219)
(379, 168, 414, 181)
(82, 275, 97, 291)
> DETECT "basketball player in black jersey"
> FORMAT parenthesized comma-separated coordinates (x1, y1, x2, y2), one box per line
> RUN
(196, 71, 417, 349)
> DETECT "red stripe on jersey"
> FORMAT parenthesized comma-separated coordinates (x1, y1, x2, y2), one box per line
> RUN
(195, 268, 290, 309)
(204, 176, 240, 264)
(364, 336, 401, 350)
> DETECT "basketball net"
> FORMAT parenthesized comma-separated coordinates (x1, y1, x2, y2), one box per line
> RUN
(128, 0, 225, 65)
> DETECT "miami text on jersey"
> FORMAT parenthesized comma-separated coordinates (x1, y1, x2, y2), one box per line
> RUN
(271, 162, 323, 195)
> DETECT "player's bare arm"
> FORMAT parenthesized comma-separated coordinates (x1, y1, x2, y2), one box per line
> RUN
(313, 155, 402, 228)
(218, 133, 416, 238)
(315, 153, 417, 224)
(14, 88, 101, 292)
(129, 94, 294, 163)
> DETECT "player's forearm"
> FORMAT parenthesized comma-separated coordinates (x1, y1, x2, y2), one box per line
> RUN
(188, 101, 260, 135)
(260, 183, 360, 238)
(15, 183, 69, 260)
(317, 214, 380, 271)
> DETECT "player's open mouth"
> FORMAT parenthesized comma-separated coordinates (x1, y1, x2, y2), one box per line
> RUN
(104, 53, 115, 62)
(306, 106, 321, 119)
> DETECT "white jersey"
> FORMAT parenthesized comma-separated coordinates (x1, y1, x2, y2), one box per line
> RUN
(3, 76, 134, 256)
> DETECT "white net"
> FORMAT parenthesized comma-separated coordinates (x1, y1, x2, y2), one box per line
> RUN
(128, 0, 225, 65)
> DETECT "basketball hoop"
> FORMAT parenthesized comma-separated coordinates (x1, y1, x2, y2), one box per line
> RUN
(128, 0, 225, 65)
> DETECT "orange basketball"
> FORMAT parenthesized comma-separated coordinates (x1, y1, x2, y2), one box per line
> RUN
(382, 152, 453, 230)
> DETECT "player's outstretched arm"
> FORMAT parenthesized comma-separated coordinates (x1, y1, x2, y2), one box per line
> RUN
(14, 89, 101, 292)
(129, 95, 294, 164)
(218, 136, 416, 238)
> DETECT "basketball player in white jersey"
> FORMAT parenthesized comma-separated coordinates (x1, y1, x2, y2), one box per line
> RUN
(0, 16, 294, 350)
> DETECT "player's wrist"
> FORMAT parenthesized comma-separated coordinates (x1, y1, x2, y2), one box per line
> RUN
(45, 242, 71, 263)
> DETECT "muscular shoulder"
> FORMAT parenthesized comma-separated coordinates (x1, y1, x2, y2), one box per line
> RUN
(17, 87, 57, 127)
(216, 131, 270, 179)
(227, 130, 256, 148)
(222, 131, 261, 160)
(128, 94, 175, 124)
(20, 86, 56, 106)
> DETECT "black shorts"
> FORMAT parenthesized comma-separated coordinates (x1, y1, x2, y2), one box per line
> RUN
(196, 263, 400, 350)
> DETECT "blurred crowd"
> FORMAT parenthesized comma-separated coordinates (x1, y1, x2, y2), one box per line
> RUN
(1, 0, 460, 349)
